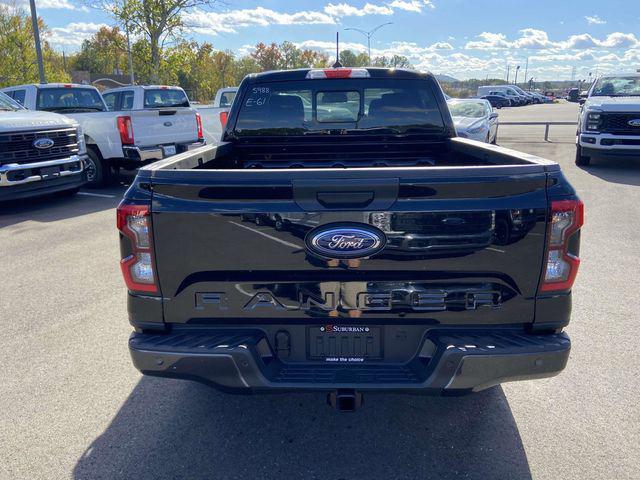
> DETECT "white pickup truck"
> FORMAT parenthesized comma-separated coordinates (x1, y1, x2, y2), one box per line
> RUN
(576, 72, 640, 165)
(0, 92, 86, 200)
(1, 83, 204, 186)
(196, 87, 237, 144)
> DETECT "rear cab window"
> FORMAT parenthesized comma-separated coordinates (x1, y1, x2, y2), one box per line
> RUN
(219, 91, 236, 107)
(36, 87, 105, 112)
(103, 92, 118, 111)
(143, 89, 189, 108)
(234, 79, 444, 136)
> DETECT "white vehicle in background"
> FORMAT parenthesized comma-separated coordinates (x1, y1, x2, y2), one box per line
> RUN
(0, 92, 86, 201)
(576, 72, 640, 166)
(1, 83, 204, 186)
(448, 98, 499, 144)
(196, 87, 238, 144)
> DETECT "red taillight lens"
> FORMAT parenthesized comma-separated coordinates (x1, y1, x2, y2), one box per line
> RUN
(117, 203, 158, 294)
(195, 112, 204, 140)
(219, 111, 228, 129)
(117, 116, 134, 145)
(540, 199, 584, 292)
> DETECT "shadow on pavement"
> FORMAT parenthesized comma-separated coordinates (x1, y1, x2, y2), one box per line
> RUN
(0, 191, 121, 227)
(74, 378, 532, 480)
(579, 159, 640, 186)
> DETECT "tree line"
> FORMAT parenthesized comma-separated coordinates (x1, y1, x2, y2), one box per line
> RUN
(0, 5, 412, 103)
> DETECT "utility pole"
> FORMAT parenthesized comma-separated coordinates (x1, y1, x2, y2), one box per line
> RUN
(344, 22, 393, 65)
(523, 57, 529, 89)
(123, 0, 135, 85)
(506, 65, 511, 83)
(29, 0, 46, 84)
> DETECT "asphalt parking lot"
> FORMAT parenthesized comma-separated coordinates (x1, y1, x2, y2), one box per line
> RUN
(1, 101, 639, 480)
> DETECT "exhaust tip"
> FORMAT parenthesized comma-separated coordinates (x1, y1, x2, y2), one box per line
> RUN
(328, 389, 363, 412)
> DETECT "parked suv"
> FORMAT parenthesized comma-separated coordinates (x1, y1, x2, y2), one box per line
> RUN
(576, 72, 640, 165)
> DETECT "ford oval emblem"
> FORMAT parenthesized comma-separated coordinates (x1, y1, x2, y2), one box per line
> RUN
(33, 138, 54, 149)
(305, 223, 386, 259)
(628, 119, 640, 127)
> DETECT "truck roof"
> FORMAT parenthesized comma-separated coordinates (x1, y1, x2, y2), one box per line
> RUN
(104, 85, 185, 92)
(247, 67, 433, 83)
(2, 83, 99, 90)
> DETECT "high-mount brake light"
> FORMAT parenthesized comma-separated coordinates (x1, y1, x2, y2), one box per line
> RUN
(540, 199, 584, 292)
(117, 204, 158, 294)
(195, 112, 204, 140)
(219, 110, 229, 129)
(117, 116, 134, 145)
(305, 68, 370, 79)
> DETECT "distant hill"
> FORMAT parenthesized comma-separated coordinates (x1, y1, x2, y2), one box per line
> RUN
(435, 74, 459, 83)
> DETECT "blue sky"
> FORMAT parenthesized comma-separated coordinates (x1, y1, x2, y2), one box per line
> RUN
(10, 0, 640, 80)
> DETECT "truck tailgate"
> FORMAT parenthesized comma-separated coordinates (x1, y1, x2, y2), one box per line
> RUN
(131, 109, 198, 147)
(149, 166, 549, 326)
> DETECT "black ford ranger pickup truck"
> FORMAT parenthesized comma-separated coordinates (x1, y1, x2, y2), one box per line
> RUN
(118, 68, 583, 410)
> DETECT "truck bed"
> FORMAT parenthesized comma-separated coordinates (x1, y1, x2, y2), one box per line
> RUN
(144, 137, 557, 172)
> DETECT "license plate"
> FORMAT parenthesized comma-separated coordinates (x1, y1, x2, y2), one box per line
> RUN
(40, 166, 60, 178)
(308, 325, 382, 362)
(162, 145, 176, 157)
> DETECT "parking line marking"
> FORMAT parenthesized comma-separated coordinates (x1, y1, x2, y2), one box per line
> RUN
(229, 221, 302, 249)
(78, 192, 116, 198)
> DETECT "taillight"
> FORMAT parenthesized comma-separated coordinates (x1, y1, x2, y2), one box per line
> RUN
(195, 112, 204, 141)
(540, 199, 584, 292)
(219, 111, 228, 129)
(117, 203, 158, 294)
(117, 116, 134, 145)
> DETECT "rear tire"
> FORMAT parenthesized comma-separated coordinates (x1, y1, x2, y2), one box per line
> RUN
(85, 147, 110, 188)
(575, 145, 591, 166)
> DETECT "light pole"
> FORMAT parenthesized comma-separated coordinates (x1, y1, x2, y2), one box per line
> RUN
(123, 0, 135, 85)
(514, 65, 521, 85)
(344, 22, 393, 65)
(28, 0, 46, 83)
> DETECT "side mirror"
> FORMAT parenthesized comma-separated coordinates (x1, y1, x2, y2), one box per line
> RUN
(490, 112, 499, 119)
(579, 98, 586, 105)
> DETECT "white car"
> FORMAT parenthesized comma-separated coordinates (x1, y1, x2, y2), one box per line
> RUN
(448, 99, 499, 144)
(576, 72, 640, 166)
(1, 83, 204, 186)
(0, 92, 87, 200)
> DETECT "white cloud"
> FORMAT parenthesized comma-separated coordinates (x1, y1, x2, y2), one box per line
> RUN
(465, 29, 639, 51)
(388, 0, 434, 13)
(47, 22, 108, 47)
(185, 2, 434, 35)
(585, 15, 606, 25)
(324, 2, 393, 17)
(184, 6, 336, 35)
(3, 0, 87, 11)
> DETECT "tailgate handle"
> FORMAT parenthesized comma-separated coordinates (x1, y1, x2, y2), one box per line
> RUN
(317, 191, 374, 209)
(293, 178, 398, 211)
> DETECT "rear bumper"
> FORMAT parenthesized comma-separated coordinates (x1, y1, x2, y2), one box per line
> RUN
(129, 330, 570, 394)
(0, 155, 86, 201)
(123, 140, 205, 162)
